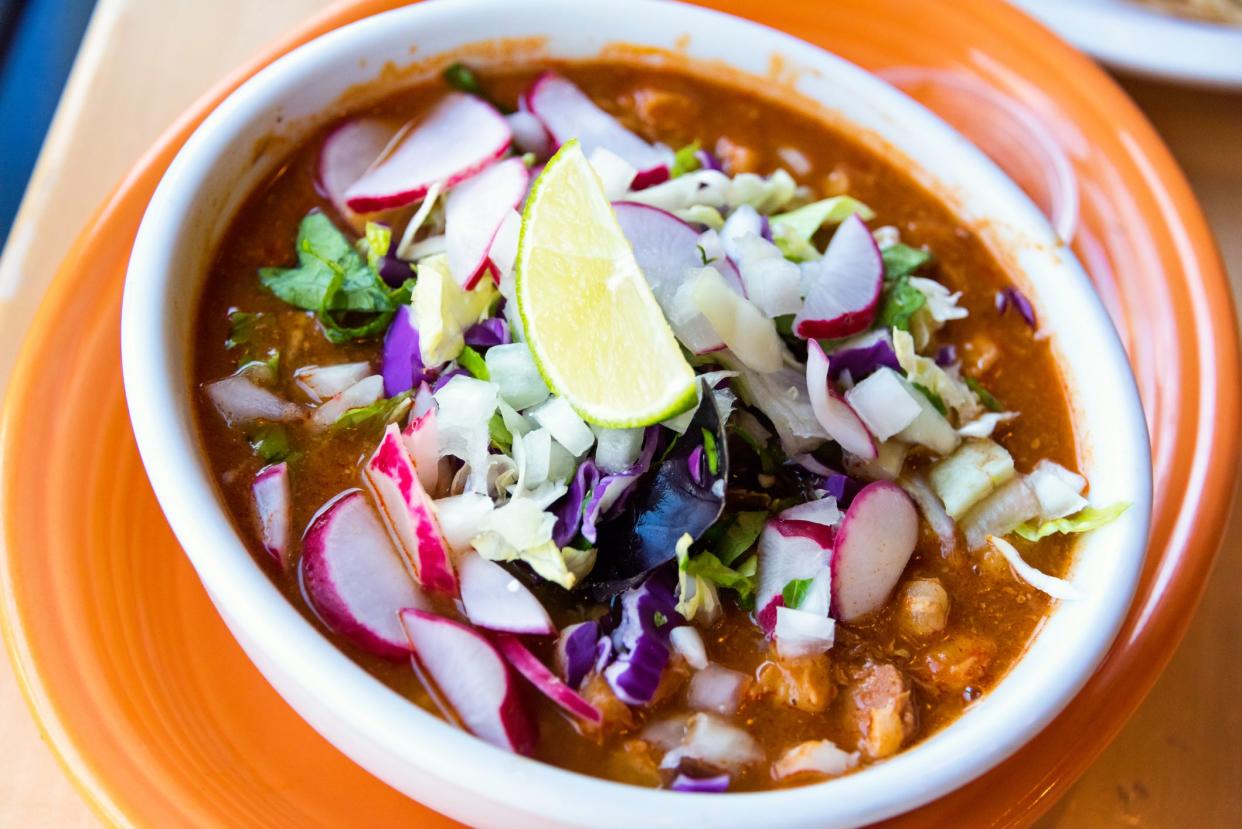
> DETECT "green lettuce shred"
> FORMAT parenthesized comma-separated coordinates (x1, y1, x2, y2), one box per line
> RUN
(670, 140, 702, 178)
(770, 196, 874, 261)
(681, 549, 756, 603)
(458, 346, 490, 380)
(1015, 503, 1131, 542)
(877, 277, 927, 331)
(881, 243, 931, 280)
(363, 221, 392, 271)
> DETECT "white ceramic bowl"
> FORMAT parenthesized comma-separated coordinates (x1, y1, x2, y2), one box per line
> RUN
(121, 1, 1153, 826)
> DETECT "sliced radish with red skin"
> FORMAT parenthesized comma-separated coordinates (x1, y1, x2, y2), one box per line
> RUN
(301, 490, 429, 660)
(399, 610, 538, 754)
(445, 157, 529, 289)
(316, 117, 399, 220)
(363, 423, 458, 595)
(755, 518, 833, 633)
(458, 552, 555, 636)
(252, 463, 291, 569)
(402, 407, 440, 494)
(794, 214, 883, 339)
(343, 93, 511, 213)
(806, 340, 877, 460)
(830, 481, 919, 621)
(492, 633, 602, 724)
(525, 72, 670, 187)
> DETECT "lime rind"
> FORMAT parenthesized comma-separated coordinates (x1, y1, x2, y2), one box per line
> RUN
(515, 140, 697, 428)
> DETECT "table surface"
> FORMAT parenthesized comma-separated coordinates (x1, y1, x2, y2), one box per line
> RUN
(0, 1, 1238, 826)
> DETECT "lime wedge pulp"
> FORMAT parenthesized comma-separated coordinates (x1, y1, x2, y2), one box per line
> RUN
(515, 140, 697, 428)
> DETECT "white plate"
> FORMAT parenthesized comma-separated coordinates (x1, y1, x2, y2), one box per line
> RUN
(1012, 0, 1242, 88)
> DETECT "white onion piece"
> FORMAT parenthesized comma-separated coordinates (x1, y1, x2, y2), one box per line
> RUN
(293, 362, 371, 403)
(309, 374, 383, 430)
(779, 497, 841, 527)
(484, 343, 550, 410)
(688, 266, 783, 372)
(659, 714, 763, 771)
(588, 147, 637, 200)
(805, 340, 877, 459)
(444, 157, 529, 289)
(669, 626, 709, 671)
(433, 493, 495, 554)
(344, 93, 512, 212)
(505, 110, 550, 157)
(844, 367, 922, 442)
(961, 477, 1041, 550)
(517, 427, 553, 489)
(898, 386, 962, 455)
(957, 411, 1019, 439)
(593, 425, 644, 473)
(930, 438, 1016, 519)
(1027, 460, 1089, 519)
(434, 375, 500, 494)
(988, 536, 1081, 600)
(772, 740, 860, 781)
(774, 607, 836, 659)
(843, 440, 911, 483)
(719, 204, 763, 259)
(529, 396, 594, 457)
(205, 375, 303, 427)
(688, 664, 750, 716)
(252, 463, 292, 568)
(730, 233, 803, 317)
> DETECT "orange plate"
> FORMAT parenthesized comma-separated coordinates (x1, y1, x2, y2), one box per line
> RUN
(2, 1, 1237, 826)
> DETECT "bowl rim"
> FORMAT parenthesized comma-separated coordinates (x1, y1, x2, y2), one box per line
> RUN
(120, 1, 1153, 826)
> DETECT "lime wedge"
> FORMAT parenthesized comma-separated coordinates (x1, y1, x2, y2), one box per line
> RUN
(516, 140, 696, 427)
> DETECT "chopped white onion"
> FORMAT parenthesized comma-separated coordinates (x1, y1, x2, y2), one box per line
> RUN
(957, 411, 1018, 439)
(688, 266, 783, 372)
(293, 362, 371, 403)
(205, 375, 303, 427)
(669, 626, 709, 670)
(988, 535, 1081, 600)
(529, 396, 595, 457)
(659, 714, 763, 771)
(687, 664, 750, 717)
(517, 428, 553, 488)
(962, 477, 1040, 550)
(587, 146, 637, 200)
(844, 368, 922, 442)
(593, 425, 645, 473)
(433, 493, 494, 553)
(730, 233, 803, 317)
(899, 473, 957, 553)
(1027, 460, 1089, 519)
(434, 375, 500, 494)
(774, 606, 836, 659)
(843, 440, 911, 482)
(930, 438, 1016, 519)
(484, 343, 550, 410)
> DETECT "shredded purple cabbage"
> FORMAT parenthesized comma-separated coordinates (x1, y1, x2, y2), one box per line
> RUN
(670, 773, 731, 793)
(553, 460, 601, 547)
(695, 148, 723, 172)
(602, 575, 683, 706)
(463, 318, 511, 347)
(995, 288, 1037, 328)
(687, 445, 705, 486)
(381, 305, 426, 397)
(823, 471, 862, 507)
(378, 255, 413, 287)
(827, 329, 899, 381)
(554, 621, 600, 690)
(759, 213, 772, 242)
(580, 427, 661, 544)
(430, 367, 467, 393)
(935, 344, 959, 367)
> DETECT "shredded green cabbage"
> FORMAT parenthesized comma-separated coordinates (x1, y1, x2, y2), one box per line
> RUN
(1014, 502, 1131, 541)
(411, 254, 496, 365)
(893, 328, 980, 421)
(769, 196, 874, 261)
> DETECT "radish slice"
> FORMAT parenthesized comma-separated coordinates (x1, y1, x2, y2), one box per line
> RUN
(252, 463, 291, 569)
(830, 481, 918, 621)
(459, 552, 555, 636)
(402, 408, 440, 494)
(399, 610, 537, 754)
(363, 423, 458, 595)
(844, 367, 922, 442)
(445, 157, 530, 289)
(525, 72, 670, 187)
(794, 214, 883, 339)
(302, 490, 429, 660)
(294, 362, 372, 403)
(506, 110, 551, 157)
(755, 518, 834, 633)
(806, 341, 877, 460)
(613, 201, 736, 354)
(316, 117, 398, 219)
(493, 633, 602, 723)
(344, 93, 512, 213)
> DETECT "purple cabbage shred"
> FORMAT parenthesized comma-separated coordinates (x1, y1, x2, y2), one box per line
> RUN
(463, 318, 511, 347)
(670, 773, 731, 793)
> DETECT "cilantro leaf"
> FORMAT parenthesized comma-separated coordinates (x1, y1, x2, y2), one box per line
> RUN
(246, 424, 291, 463)
(965, 377, 1002, 412)
(881, 243, 931, 280)
(443, 62, 483, 96)
(877, 276, 927, 331)
(713, 511, 767, 566)
(332, 391, 411, 430)
(670, 140, 702, 178)
(226, 310, 259, 350)
(782, 577, 814, 610)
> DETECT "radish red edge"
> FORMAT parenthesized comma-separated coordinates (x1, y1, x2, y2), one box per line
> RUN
(806, 340, 877, 460)
(493, 633, 602, 724)
(830, 481, 919, 621)
(363, 423, 459, 595)
(793, 214, 883, 340)
(315, 117, 399, 220)
(343, 93, 512, 213)
(252, 462, 291, 569)
(301, 490, 429, 660)
(399, 610, 538, 754)
(445, 156, 529, 290)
